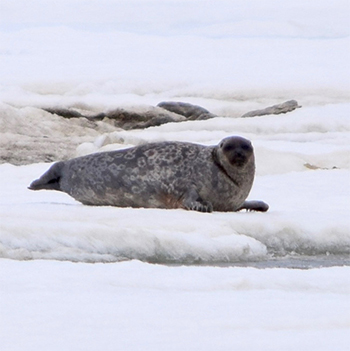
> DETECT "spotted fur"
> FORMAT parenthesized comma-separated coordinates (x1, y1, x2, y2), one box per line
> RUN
(29, 137, 269, 212)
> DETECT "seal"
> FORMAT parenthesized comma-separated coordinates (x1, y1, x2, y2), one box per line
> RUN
(28, 136, 269, 213)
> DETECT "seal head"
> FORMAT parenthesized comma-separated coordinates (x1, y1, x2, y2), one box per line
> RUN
(214, 136, 254, 183)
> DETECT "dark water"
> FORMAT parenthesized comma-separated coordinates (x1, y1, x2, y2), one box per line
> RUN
(217, 254, 350, 269)
(163, 254, 350, 269)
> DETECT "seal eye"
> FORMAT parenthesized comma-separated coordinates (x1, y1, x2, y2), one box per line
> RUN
(241, 143, 252, 152)
(223, 144, 234, 152)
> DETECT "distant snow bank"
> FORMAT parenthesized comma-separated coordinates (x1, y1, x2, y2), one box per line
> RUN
(1, 100, 349, 174)
(1, 1, 349, 105)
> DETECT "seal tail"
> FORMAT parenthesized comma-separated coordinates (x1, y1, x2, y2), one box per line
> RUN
(28, 162, 64, 192)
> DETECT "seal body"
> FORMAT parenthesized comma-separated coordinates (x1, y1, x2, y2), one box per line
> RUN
(29, 136, 268, 212)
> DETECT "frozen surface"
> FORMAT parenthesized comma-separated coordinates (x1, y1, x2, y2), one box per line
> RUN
(1, 1, 350, 350)
(1, 259, 350, 351)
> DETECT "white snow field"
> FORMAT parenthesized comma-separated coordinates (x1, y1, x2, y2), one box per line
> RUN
(0, 1, 350, 350)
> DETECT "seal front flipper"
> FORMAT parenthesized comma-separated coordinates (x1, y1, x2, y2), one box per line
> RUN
(182, 187, 213, 213)
(238, 200, 269, 212)
(28, 162, 64, 192)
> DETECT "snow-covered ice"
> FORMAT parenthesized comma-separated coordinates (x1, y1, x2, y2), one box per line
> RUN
(1, 1, 350, 350)
(1, 260, 350, 351)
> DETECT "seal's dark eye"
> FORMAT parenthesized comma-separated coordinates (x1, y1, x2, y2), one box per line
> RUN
(241, 143, 251, 151)
(223, 144, 234, 152)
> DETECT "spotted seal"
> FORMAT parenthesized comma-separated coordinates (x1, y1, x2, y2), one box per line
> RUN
(28, 136, 269, 212)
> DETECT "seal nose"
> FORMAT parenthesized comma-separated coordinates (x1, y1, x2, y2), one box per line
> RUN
(236, 150, 244, 158)
(235, 149, 247, 160)
(231, 150, 248, 167)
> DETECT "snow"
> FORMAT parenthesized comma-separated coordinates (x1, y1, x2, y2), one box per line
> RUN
(1, 0, 350, 350)
(1, 260, 350, 351)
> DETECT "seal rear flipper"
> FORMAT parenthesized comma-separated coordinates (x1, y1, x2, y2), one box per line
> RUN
(28, 162, 64, 192)
(238, 200, 269, 212)
(182, 187, 213, 213)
